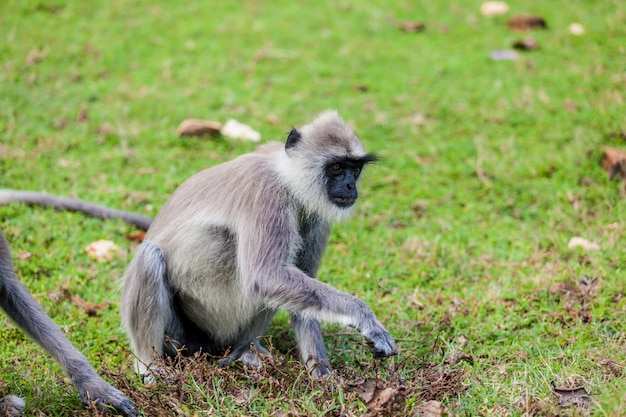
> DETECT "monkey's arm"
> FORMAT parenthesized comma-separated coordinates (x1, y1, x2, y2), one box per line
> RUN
(240, 211, 396, 358)
(0, 231, 137, 416)
(0, 189, 152, 231)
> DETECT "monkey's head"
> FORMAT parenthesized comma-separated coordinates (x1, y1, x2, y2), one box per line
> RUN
(276, 111, 377, 222)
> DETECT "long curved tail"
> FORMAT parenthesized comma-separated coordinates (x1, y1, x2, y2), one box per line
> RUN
(0, 189, 152, 231)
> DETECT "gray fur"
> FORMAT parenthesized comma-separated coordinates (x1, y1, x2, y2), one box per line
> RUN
(120, 111, 396, 377)
(0, 395, 25, 417)
(0, 190, 152, 231)
(0, 230, 137, 416)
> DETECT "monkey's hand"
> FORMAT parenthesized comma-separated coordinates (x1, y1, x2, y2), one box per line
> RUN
(353, 302, 398, 358)
(363, 327, 398, 358)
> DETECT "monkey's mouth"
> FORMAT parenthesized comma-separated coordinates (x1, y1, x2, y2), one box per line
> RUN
(332, 197, 356, 208)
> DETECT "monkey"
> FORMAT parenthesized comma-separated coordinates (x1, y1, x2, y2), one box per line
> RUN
(0, 230, 137, 416)
(119, 111, 397, 378)
(0, 111, 397, 377)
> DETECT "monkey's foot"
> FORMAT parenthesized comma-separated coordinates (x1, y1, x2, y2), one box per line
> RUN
(305, 358, 333, 379)
(0, 395, 25, 417)
(218, 341, 273, 370)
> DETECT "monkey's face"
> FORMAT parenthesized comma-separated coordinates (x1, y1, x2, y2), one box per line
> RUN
(324, 159, 364, 208)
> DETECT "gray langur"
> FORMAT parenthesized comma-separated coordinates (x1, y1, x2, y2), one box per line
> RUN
(0, 231, 137, 416)
(120, 111, 397, 378)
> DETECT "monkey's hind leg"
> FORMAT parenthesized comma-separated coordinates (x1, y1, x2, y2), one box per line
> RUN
(291, 314, 332, 378)
(217, 309, 276, 370)
(120, 241, 172, 376)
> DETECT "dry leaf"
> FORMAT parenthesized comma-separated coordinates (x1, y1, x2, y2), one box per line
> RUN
(77, 108, 88, 123)
(601, 148, 626, 181)
(71, 294, 109, 317)
(221, 119, 261, 142)
(17, 251, 31, 261)
(125, 231, 146, 242)
(26, 47, 47, 66)
(551, 382, 592, 407)
(350, 378, 402, 411)
(177, 119, 223, 138)
(512, 38, 539, 50)
(508, 15, 547, 31)
(599, 359, 624, 377)
(85, 239, 124, 262)
(578, 275, 599, 297)
(399, 21, 426, 32)
(480, 1, 509, 16)
(416, 400, 445, 417)
(548, 276, 599, 323)
(549, 281, 577, 296)
(567, 237, 600, 251)
(97, 124, 117, 138)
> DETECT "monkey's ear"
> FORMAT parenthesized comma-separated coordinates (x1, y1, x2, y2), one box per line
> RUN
(285, 128, 301, 151)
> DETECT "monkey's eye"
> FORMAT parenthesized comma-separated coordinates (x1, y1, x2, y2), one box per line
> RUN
(352, 166, 361, 176)
(330, 164, 342, 175)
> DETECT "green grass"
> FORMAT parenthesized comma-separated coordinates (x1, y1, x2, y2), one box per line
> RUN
(1, 0, 625, 415)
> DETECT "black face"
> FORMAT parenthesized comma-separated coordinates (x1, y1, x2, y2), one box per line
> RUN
(325, 159, 366, 208)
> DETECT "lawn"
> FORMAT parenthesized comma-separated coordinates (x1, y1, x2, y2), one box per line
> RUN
(1, 0, 625, 416)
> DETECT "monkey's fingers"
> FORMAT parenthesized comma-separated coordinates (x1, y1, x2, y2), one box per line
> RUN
(365, 331, 398, 358)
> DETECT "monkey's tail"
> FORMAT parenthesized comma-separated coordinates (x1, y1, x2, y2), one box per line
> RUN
(0, 189, 153, 231)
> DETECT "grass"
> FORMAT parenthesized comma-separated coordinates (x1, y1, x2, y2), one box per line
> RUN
(1, 0, 625, 415)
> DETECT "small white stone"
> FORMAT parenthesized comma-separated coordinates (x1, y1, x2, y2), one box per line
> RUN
(567, 237, 599, 251)
(481, 1, 509, 16)
(569, 23, 585, 35)
(221, 119, 262, 142)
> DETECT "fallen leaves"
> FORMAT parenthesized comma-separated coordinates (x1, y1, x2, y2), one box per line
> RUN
(85, 239, 125, 262)
(48, 287, 110, 317)
(416, 400, 446, 417)
(70, 294, 110, 317)
(344, 363, 465, 416)
(25, 47, 48, 66)
(549, 276, 599, 323)
(480, 3, 549, 60)
(399, 21, 426, 33)
(601, 148, 626, 178)
(111, 345, 466, 417)
(550, 382, 592, 408)
(124, 230, 147, 242)
(512, 38, 539, 51)
(351, 378, 402, 412)
(508, 15, 548, 31)
(176, 119, 223, 138)
(601, 148, 626, 193)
